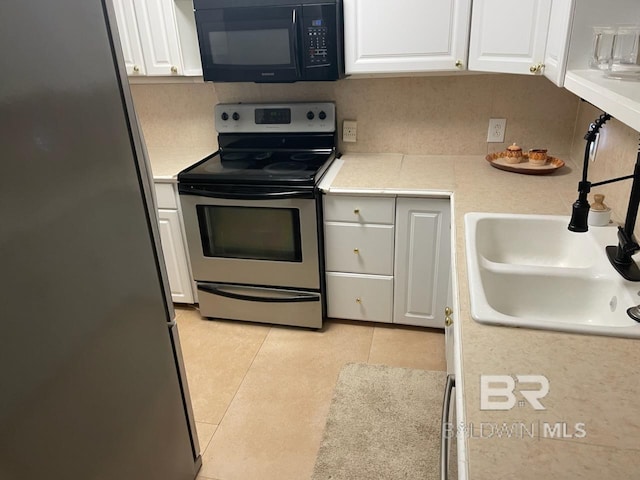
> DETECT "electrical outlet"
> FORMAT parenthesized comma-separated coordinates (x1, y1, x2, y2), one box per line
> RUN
(487, 118, 507, 143)
(343, 120, 357, 143)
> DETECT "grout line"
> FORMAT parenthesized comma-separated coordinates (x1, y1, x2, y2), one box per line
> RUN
(197, 424, 218, 458)
(366, 326, 376, 364)
(208, 326, 273, 438)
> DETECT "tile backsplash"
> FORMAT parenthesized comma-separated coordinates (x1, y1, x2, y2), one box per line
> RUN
(130, 74, 579, 156)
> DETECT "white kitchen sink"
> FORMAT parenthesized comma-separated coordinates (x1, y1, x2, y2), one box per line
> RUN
(473, 214, 599, 268)
(465, 213, 640, 338)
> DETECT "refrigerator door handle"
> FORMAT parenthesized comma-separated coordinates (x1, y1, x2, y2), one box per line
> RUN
(441, 374, 455, 480)
(198, 284, 320, 303)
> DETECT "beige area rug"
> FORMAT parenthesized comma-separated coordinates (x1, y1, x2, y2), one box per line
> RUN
(312, 363, 446, 480)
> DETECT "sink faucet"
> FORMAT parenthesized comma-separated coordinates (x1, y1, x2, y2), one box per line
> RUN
(568, 112, 640, 281)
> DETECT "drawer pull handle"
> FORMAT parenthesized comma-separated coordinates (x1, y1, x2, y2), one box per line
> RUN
(353, 208, 360, 214)
(353, 248, 359, 254)
(355, 297, 362, 304)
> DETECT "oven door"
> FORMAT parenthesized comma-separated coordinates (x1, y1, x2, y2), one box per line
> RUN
(194, 5, 301, 82)
(180, 191, 320, 290)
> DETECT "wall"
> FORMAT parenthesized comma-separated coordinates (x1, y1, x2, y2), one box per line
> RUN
(130, 74, 579, 156)
(131, 82, 220, 151)
(571, 102, 640, 230)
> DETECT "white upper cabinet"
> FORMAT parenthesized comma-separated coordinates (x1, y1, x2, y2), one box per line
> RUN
(343, 0, 471, 74)
(111, 0, 202, 76)
(133, 0, 183, 75)
(112, 0, 146, 75)
(542, 0, 574, 86)
(468, 0, 552, 75)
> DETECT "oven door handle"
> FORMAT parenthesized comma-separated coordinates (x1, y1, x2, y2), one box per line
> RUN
(198, 284, 320, 303)
(180, 188, 314, 200)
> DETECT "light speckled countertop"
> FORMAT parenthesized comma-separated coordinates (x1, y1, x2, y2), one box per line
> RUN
(146, 145, 216, 181)
(323, 153, 640, 479)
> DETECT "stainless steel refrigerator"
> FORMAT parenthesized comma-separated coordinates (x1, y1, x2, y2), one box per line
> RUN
(0, 1, 201, 479)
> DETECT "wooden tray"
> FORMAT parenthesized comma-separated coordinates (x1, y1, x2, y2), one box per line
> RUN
(486, 151, 565, 175)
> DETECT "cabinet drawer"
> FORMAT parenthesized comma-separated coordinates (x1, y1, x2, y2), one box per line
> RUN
(324, 223, 394, 275)
(324, 195, 395, 224)
(326, 272, 393, 323)
(154, 183, 177, 209)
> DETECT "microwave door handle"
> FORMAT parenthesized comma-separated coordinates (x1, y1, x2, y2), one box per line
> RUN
(440, 374, 455, 480)
(292, 8, 301, 76)
(198, 284, 320, 303)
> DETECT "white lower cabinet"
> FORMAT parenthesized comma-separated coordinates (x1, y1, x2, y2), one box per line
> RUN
(326, 273, 394, 323)
(154, 182, 195, 304)
(393, 198, 451, 328)
(324, 222, 395, 275)
(324, 194, 451, 328)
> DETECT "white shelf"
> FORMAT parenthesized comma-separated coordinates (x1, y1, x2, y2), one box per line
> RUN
(564, 69, 640, 133)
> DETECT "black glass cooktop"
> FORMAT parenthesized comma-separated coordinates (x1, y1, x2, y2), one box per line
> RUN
(178, 149, 334, 186)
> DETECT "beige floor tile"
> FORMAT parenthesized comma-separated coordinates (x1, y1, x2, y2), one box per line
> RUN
(177, 309, 271, 424)
(195, 422, 217, 456)
(196, 475, 221, 480)
(368, 324, 447, 371)
(198, 321, 374, 480)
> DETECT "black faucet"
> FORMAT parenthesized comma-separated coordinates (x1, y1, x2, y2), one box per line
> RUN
(568, 113, 640, 281)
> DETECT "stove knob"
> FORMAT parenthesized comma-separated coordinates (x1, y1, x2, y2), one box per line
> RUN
(319, 111, 327, 120)
(232, 112, 240, 121)
(221, 112, 229, 121)
(306, 111, 315, 120)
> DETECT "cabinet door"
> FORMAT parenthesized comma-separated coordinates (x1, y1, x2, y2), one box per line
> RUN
(158, 209, 195, 303)
(344, 0, 471, 74)
(543, 0, 575, 86)
(112, 0, 146, 75)
(394, 198, 451, 328)
(468, 0, 551, 75)
(133, 0, 183, 75)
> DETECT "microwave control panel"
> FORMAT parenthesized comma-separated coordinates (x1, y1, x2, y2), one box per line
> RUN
(305, 21, 329, 65)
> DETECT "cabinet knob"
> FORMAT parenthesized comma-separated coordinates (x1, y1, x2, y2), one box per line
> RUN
(529, 63, 544, 74)
(455, 60, 463, 68)
(353, 248, 359, 254)
(353, 208, 360, 214)
(355, 297, 362, 304)
(445, 316, 453, 327)
(444, 306, 452, 316)
(133, 65, 140, 73)
(170, 65, 178, 74)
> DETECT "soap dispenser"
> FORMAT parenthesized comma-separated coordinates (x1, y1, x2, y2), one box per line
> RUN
(588, 194, 612, 226)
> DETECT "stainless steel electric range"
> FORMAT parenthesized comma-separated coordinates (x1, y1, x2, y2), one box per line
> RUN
(178, 102, 337, 328)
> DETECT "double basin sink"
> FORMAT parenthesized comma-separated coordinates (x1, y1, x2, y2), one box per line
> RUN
(465, 213, 640, 338)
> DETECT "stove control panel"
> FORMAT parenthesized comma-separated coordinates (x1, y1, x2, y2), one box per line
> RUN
(215, 103, 336, 134)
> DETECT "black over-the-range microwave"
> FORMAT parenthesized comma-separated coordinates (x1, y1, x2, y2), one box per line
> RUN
(193, 0, 344, 83)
